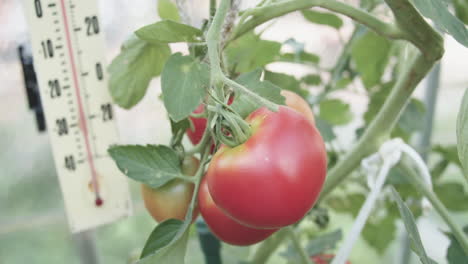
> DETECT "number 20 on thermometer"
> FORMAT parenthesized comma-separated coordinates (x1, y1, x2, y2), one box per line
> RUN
(23, 0, 132, 233)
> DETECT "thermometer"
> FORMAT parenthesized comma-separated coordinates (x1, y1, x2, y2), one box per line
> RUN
(22, 0, 132, 233)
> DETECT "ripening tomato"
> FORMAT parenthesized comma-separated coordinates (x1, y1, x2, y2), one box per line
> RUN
(186, 104, 206, 145)
(198, 178, 277, 246)
(311, 254, 351, 264)
(207, 106, 327, 229)
(280, 90, 315, 125)
(141, 156, 199, 222)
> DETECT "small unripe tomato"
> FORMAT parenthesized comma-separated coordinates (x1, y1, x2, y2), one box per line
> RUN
(198, 178, 277, 246)
(141, 156, 199, 222)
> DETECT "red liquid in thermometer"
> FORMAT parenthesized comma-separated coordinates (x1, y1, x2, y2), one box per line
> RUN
(59, 0, 103, 207)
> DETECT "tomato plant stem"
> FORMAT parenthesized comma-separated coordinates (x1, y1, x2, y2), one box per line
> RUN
(320, 52, 436, 200)
(186, 123, 213, 155)
(383, 0, 444, 61)
(210, 0, 216, 21)
(250, 228, 289, 264)
(400, 160, 468, 256)
(221, 76, 279, 111)
(185, 143, 211, 223)
(206, 0, 279, 112)
(230, 0, 405, 44)
(285, 226, 314, 264)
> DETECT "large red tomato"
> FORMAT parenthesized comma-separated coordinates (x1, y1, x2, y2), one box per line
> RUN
(141, 156, 199, 222)
(207, 106, 327, 229)
(198, 178, 277, 246)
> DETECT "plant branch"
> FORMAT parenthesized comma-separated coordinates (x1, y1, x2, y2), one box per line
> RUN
(175, 174, 197, 183)
(206, 0, 230, 84)
(230, 0, 406, 43)
(319, 51, 436, 200)
(250, 228, 289, 264)
(384, 0, 444, 61)
(206, 0, 279, 111)
(286, 226, 313, 264)
(210, 0, 217, 20)
(399, 159, 468, 256)
(185, 133, 212, 222)
(221, 75, 278, 111)
(185, 126, 212, 155)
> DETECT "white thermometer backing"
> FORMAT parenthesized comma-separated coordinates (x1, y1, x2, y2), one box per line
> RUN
(23, 0, 132, 233)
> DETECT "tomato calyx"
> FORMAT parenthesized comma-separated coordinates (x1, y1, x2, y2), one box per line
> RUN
(201, 92, 252, 148)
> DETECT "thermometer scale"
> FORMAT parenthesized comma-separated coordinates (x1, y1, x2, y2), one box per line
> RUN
(23, 0, 132, 233)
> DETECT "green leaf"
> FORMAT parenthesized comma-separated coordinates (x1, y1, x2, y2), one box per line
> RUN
(412, 0, 468, 47)
(108, 145, 182, 188)
(457, 88, 468, 177)
(453, 0, 468, 25)
(276, 52, 320, 65)
(109, 36, 171, 108)
(315, 118, 336, 142)
(430, 159, 450, 181)
(434, 183, 468, 212)
(305, 229, 343, 256)
(319, 99, 353, 125)
(230, 69, 285, 118)
(161, 53, 209, 122)
(170, 118, 190, 135)
(140, 219, 183, 258)
(157, 0, 181, 22)
(362, 214, 397, 254)
(301, 9, 344, 29)
(446, 226, 468, 263)
(264, 71, 308, 97)
(226, 32, 281, 73)
(351, 31, 392, 89)
(388, 166, 424, 201)
(390, 187, 435, 264)
(280, 230, 343, 261)
(433, 145, 463, 168)
(138, 220, 191, 264)
(301, 74, 322, 86)
(335, 78, 353, 90)
(136, 20, 203, 44)
(326, 193, 365, 217)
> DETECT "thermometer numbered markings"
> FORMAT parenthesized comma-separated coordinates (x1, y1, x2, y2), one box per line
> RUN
(25, 0, 131, 233)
